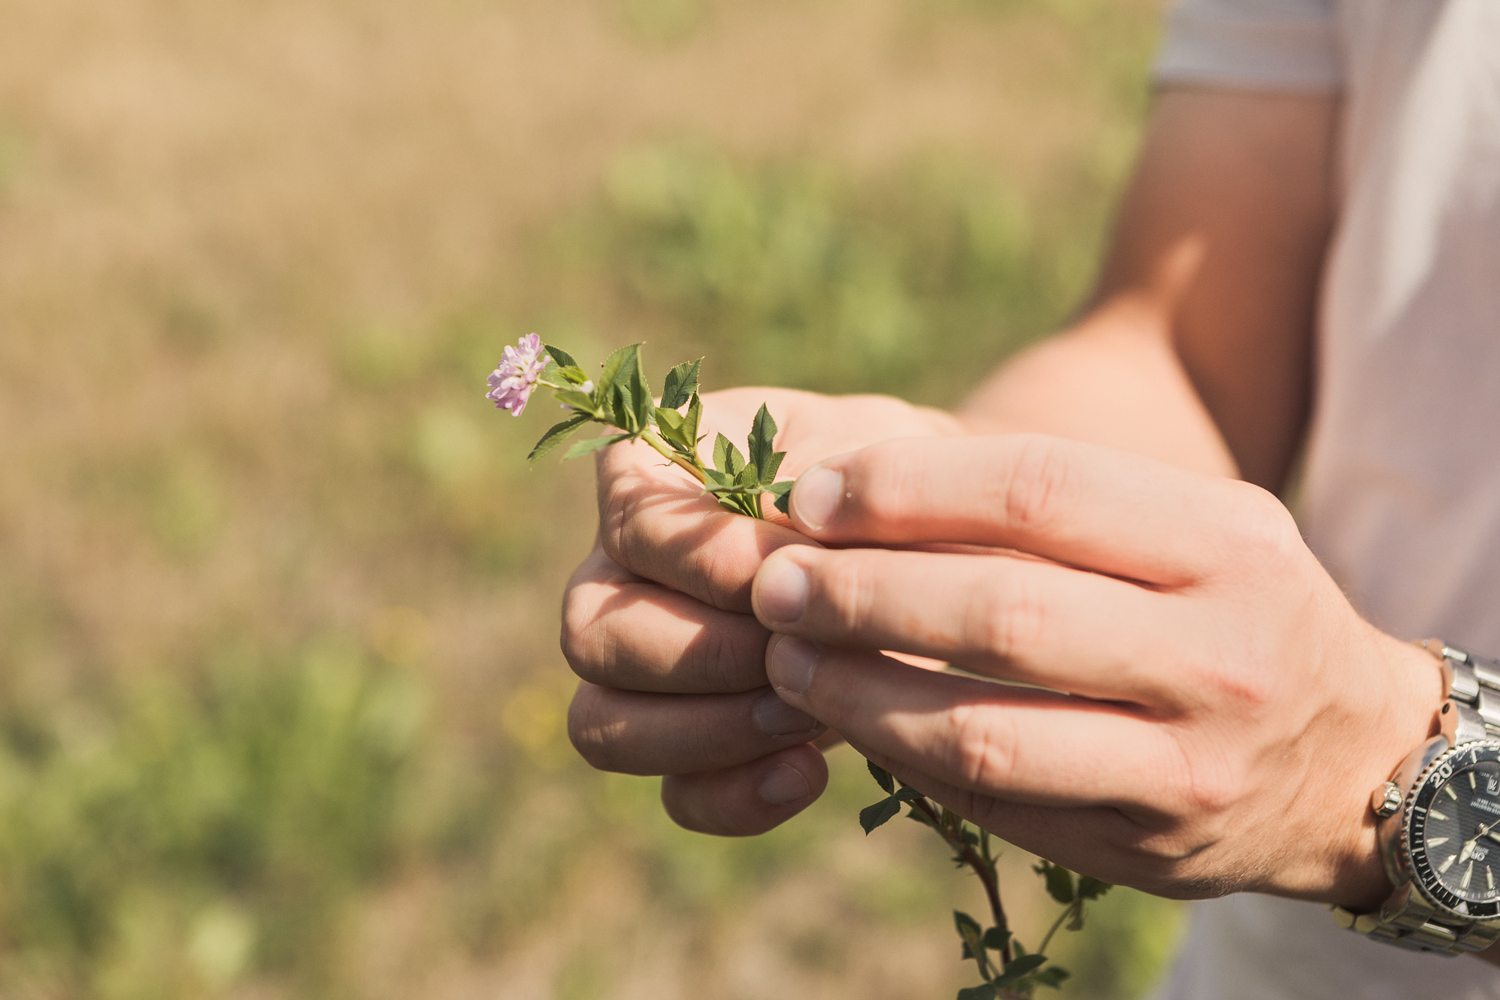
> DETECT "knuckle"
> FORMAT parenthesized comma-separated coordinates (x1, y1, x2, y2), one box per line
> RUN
(944, 702, 1018, 792)
(849, 445, 927, 529)
(1221, 483, 1302, 568)
(967, 573, 1047, 664)
(566, 684, 622, 772)
(1001, 435, 1071, 533)
(814, 555, 879, 639)
(598, 475, 638, 570)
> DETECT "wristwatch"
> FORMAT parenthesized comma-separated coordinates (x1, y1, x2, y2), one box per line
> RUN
(1330, 641, 1500, 954)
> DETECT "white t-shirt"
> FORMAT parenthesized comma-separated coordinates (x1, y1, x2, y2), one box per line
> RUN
(1153, 1, 1500, 997)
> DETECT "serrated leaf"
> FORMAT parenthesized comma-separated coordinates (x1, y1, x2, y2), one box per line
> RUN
(562, 433, 629, 460)
(544, 344, 580, 369)
(610, 380, 636, 434)
(1076, 875, 1112, 901)
(661, 358, 702, 409)
(894, 786, 925, 803)
(555, 390, 598, 414)
(702, 468, 733, 488)
(683, 394, 703, 450)
(955, 985, 998, 1000)
(713, 433, 744, 476)
(1038, 860, 1074, 904)
(982, 927, 1010, 952)
(627, 353, 653, 431)
(867, 759, 895, 795)
(994, 954, 1049, 988)
(527, 413, 591, 462)
(598, 342, 640, 392)
(759, 450, 786, 486)
(858, 796, 901, 834)
(768, 480, 793, 514)
(747, 403, 777, 481)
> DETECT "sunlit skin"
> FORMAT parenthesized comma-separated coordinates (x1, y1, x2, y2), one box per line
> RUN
(561, 86, 1500, 965)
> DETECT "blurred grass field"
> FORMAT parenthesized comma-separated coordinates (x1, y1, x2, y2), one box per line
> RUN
(0, 0, 1184, 996)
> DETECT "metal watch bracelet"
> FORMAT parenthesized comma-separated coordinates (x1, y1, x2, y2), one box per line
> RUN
(1427, 641, 1500, 745)
(1329, 642, 1500, 955)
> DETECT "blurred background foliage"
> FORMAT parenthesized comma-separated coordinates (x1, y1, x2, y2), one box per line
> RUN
(0, 0, 1181, 996)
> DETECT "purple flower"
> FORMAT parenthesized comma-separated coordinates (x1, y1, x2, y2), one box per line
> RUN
(486, 333, 549, 416)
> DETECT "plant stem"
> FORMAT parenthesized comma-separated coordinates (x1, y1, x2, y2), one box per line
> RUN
(910, 796, 1011, 964)
(1035, 901, 1076, 958)
(639, 429, 708, 485)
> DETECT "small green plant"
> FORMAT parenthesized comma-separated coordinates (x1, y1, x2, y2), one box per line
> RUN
(490, 337, 1112, 999)
(860, 760, 1110, 998)
(489, 335, 793, 518)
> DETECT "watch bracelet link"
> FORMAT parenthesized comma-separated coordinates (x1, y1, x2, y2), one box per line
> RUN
(1329, 641, 1500, 955)
(1426, 640, 1500, 744)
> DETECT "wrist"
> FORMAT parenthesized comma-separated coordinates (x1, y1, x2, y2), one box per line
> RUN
(1327, 633, 1446, 911)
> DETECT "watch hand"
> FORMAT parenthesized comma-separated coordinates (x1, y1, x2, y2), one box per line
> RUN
(1461, 838, 1478, 863)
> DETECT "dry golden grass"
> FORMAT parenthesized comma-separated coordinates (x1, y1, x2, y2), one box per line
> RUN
(0, 1, 1179, 997)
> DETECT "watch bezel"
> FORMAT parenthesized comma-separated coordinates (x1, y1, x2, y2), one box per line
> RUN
(1405, 740, 1500, 920)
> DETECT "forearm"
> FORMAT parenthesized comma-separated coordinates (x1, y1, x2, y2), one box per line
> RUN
(957, 299, 1238, 480)
(953, 87, 1336, 492)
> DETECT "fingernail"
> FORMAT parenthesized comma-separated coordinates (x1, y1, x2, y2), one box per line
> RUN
(753, 689, 820, 736)
(758, 763, 812, 805)
(766, 634, 818, 696)
(792, 465, 843, 532)
(756, 557, 809, 624)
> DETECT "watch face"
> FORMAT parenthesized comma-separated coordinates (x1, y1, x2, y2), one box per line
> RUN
(1410, 743, 1500, 918)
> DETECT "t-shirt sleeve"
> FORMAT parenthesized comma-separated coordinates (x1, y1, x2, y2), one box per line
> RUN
(1154, 0, 1343, 93)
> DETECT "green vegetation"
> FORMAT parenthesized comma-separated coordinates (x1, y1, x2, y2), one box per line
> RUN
(0, 0, 1182, 996)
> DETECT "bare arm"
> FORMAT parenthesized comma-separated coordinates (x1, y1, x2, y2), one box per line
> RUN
(964, 86, 1338, 491)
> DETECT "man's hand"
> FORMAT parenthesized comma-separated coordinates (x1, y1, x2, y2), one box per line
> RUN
(751, 433, 1443, 906)
(561, 388, 964, 835)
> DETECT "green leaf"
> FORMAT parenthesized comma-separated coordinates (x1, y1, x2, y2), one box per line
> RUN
(982, 927, 1010, 952)
(562, 433, 629, 460)
(747, 404, 777, 483)
(1037, 860, 1075, 904)
(701, 468, 733, 489)
(627, 353, 653, 432)
(713, 433, 744, 476)
(768, 480, 793, 514)
(759, 450, 786, 486)
(598, 342, 640, 393)
(858, 796, 901, 834)
(654, 406, 689, 450)
(661, 358, 702, 409)
(610, 380, 637, 434)
(955, 985, 998, 1000)
(867, 759, 895, 795)
(1031, 966, 1071, 989)
(894, 786, 925, 804)
(953, 910, 983, 946)
(555, 390, 598, 414)
(1076, 875, 1112, 901)
(544, 344, 580, 369)
(683, 393, 703, 449)
(527, 413, 591, 462)
(994, 954, 1049, 988)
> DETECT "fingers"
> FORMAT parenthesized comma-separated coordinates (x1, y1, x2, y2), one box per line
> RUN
(568, 680, 825, 776)
(596, 437, 810, 613)
(661, 744, 829, 836)
(763, 636, 1181, 811)
(786, 433, 1289, 586)
(750, 544, 1184, 707)
(563, 547, 773, 693)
